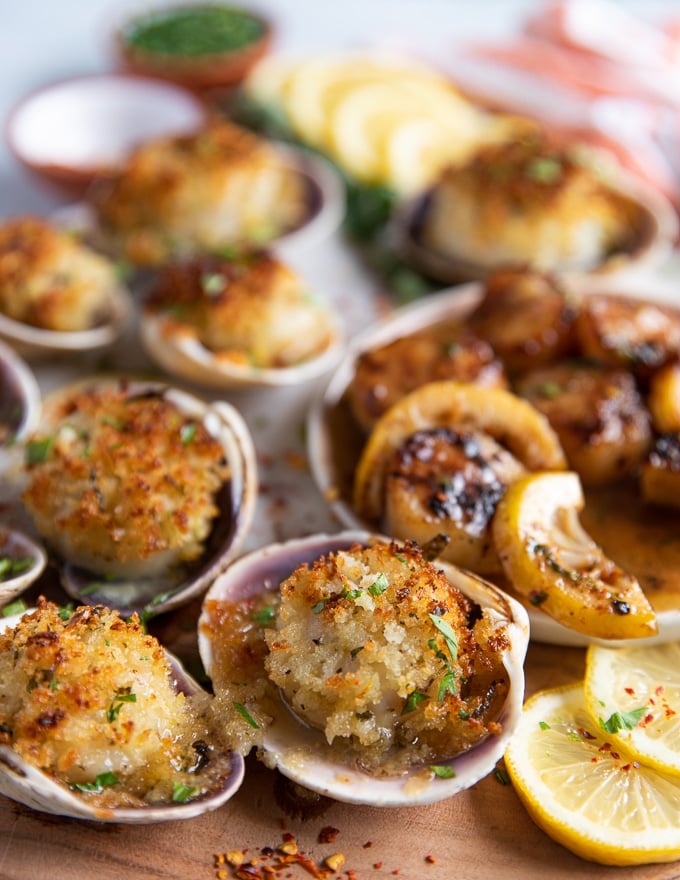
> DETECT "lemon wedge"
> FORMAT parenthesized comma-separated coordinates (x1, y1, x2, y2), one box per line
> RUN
(504, 683, 680, 866)
(492, 471, 657, 640)
(585, 642, 680, 776)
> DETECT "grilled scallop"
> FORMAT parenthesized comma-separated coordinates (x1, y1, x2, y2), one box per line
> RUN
(198, 531, 529, 805)
(0, 599, 244, 821)
(421, 134, 649, 275)
(640, 433, 680, 510)
(576, 293, 680, 377)
(89, 120, 308, 267)
(648, 363, 680, 434)
(383, 427, 526, 572)
(467, 267, 577, 373)
(515, 363, 652, 486)
(353, 381, 566, 572)
(141, 249, 341, 387)
(346, 330, 506, 433)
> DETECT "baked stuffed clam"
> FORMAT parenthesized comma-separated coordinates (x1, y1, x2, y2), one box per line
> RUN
(0, 216, 132, 358)
(88, 119, 341, 267)
(20, 376, 256, 616)
(0, 600, 244, 822)
(398, 133, 676, 284)
(198, 531, 529, 806)
(141, 248, 342, 388)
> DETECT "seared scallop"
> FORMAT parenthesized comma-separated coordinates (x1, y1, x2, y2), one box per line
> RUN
(142, 249, 339, 380)
(383, 427, 526, 573)
(640, 433, 680, 510)
(576, 292, 680, 377)
(648, 363, 680, 434)
(89, 120, 308, 267)
(0, 216, 124, 333)
(422, 133, 647, 274)
(467, 267, 577, 373)
(21, 378, 230, 579)
(346, 330, 506, 433)
(515, 363, 651, 486)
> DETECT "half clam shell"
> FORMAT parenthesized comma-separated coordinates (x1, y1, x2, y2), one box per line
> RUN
(198, 530, 529, 807)
(22, 377, 257, 618)
(0, 609, 245, 823)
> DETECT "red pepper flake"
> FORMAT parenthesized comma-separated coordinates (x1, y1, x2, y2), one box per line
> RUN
(318, 827, 340, 845)
(373, 862, 383, 870)
(624, 687, 635, 695)
(392, 871, 401, 876)
(362, 842, 372, 849)
(283, 451, 308, 472)
(656, 686, 665, 696)
(425, 855, 436, 865)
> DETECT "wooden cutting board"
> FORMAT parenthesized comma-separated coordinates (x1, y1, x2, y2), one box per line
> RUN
(1, 591, 677, 880)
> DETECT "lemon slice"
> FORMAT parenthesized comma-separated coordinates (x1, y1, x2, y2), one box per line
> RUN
(382, 118, 460, 195)
(504, 683, 680, 866)
(492, 471, 657, 640)
(585, 642, 680, 776)
(281, 55, 425, 146)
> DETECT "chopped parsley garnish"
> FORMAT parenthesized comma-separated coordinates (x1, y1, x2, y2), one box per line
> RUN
(429, 765, 456, 779)
(529, 591, 548, 607)
(73, 771, 120, 792)
(107, 689, 137, 723)
(58, 603, 75, 621)
(234, 702, 259, 729)
(367, 572, 388, 597)
(538, 720, 551, 730)
(525, 156, 563, 184)
(429, 613, 459, 700)
(251, 605, 275, 626)
(26, 437, 54, 464)
(350, 645, 364, 659)
(172, 781, 200, 803)
(180, 423, 197, 444)
(201, 272, 227, 296)
(494, 767, 511, 786)
(101, 415, 126, 430)
(0, 556, 34, 581)
(311, 600, 326, 614)
(402, 691, 427, 714)
(340, 587, 362, 600)
(599, 707, 647, 734)
(533, 381, 562, 398)
(1, 598, 27, 617)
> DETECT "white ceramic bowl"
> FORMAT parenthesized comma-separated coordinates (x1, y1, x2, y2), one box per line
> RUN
(6, 73, 206, 195)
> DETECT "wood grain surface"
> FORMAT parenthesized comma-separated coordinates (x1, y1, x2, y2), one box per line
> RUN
(2, 584, 679, 880)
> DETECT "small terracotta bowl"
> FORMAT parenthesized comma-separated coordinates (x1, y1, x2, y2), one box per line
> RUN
(115, 4, 273, 92)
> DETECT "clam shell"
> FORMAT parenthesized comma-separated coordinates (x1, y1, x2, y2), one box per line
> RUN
(140, 297, 343, 390)
(198, 530, 529, 807)
(28, 377, 257, 618)
(0, 610, 245, 823)
(394, 168, 677, 286)
(53, 144, 344, 266)
(0, 527, 46, 607)
(0, 284, 133, 362)
(0, 339, 41, 494)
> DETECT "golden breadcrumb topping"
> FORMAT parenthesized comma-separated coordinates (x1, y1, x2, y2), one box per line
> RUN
(0, 216, 119, 331)
(205, 540, 509, 775)
(22, 380, 229, 576)
(0, 599, 231, 808)
(145, 250, 334, 367)
(91, 121, 307, 266)
(424, 134, 645, 271)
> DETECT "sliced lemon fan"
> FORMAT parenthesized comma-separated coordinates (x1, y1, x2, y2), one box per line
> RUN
(505, 683, 680, 866)
(585, 642, 680, 776)
(492, 471, 656, 640)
